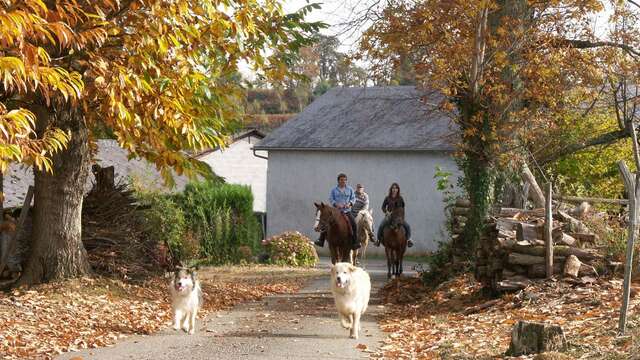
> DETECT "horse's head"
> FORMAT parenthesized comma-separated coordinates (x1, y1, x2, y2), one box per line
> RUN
(389, 207, 405, 230)
(314, 202, 335, 232)
(359, 209, 374, 234)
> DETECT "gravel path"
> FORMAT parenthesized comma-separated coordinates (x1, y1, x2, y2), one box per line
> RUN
(57, 258, 417, 360)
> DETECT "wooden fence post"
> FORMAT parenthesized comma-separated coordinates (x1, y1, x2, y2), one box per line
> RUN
(545, 182, 553, 279)
(618, 161, 638, 334)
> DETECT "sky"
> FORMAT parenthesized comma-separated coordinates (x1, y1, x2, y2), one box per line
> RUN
(239, 0, 618, 79)
(283, 0, 379, 53)
(239, 0, 378, 79)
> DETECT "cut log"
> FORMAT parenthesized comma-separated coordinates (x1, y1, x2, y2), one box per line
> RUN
(499, 208, 546, 218)
(506, 321, 567, 356)
(517, 223, 543, 242)
(557, 211, 592, 234)
(497, 277, 532, 291)
(510, 244, 599, 261)
(568, 202, 591, 219)
(497, 237, 517, 249)
(563, 255, 582, 277)
(511, 265, 528, 275)
(497, 218, 522, 232)
(503, 269, 517, 278)
(528, 262, 597, 278)
(554, 232, 577, 247)
(508, 253, 564, 266)
(522, 163, 546, 208)
(92, 165, 115, 193)
(455, 198, 471, 207)
(528, 263, 562, 278)
(498, 229, 516, 239)
(569, 233, 598, 245)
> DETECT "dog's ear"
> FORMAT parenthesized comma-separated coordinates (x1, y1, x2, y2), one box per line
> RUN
(320, 202, 325, 209)
(314, 202, 320, 209)
(348, 264, 357, 272)
(330, 263, 336, 273)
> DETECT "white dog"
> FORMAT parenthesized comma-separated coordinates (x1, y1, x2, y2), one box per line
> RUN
(169, 268, 202, 334)
(330, 262, 371, 339)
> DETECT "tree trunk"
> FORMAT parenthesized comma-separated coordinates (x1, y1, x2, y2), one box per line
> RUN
(462, 152, 495, 255)
(17, 104, 90, 285)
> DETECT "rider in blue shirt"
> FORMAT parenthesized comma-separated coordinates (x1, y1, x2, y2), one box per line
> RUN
(314, 173, 361, 250)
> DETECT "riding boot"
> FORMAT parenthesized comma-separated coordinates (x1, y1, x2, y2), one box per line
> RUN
(404, 223, 413, 248)
(314, 231, 326, 247)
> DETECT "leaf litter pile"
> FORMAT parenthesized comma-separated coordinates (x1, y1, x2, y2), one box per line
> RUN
(0, 265, 320, 359)
(372, 274, 640, 359)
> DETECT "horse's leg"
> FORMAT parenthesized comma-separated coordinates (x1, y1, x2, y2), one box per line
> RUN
(385, 248, 392, 279)
(394, 249, 400, 277)
(329, 245, 338, 265)
(361, 241, 367, 269)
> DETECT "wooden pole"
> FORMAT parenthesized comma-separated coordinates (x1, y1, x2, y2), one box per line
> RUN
(552, 195, 628, 206)
(618, 161, 637, 334)
(545, 182, 553, 279)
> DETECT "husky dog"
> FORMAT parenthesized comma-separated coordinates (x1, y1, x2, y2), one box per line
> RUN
(330, 262, 371, 339)
(169, 268, 202, 334)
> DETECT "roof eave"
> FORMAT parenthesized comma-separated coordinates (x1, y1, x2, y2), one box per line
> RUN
(252, 146, 456, 152)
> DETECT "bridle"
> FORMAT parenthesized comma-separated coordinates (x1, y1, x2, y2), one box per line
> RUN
(315, 208, 335, 232)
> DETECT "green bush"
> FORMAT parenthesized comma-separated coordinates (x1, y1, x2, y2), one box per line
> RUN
(262, 231, 319, 267)
(137, 192, 193, 262)
(175, 181, 261, 264)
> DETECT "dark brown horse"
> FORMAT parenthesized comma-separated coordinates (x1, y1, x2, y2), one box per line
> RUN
(314, 202, 354, 264)
(382, 207, 408, 278)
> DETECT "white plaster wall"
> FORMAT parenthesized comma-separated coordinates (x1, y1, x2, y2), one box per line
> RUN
(265, 150, 461, 255)
(198, 136, 267, 212)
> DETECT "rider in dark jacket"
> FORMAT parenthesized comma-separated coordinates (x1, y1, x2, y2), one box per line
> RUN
(375, 183, 413, 248)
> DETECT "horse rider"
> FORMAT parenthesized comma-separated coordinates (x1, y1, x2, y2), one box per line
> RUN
(313, 173, 361, 250)
(351, 183, 375, 240)
(374, 182, 414, 248)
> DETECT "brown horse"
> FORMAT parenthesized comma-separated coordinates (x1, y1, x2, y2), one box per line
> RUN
(382, 207, 408, 278)
(314, 202, 354, 264)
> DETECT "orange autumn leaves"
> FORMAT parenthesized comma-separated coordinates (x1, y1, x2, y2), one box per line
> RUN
(0, 0, 321, 181)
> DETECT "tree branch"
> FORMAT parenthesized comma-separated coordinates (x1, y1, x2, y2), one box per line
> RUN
(540, 129, 629, 165)
(559, 39, 640, 58)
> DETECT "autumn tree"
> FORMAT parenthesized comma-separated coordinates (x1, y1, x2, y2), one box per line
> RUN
(1, 0, 322, 285)
(360, 0, 625, 253)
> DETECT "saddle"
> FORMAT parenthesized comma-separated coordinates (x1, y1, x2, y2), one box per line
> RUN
(340, 212, 354, 237)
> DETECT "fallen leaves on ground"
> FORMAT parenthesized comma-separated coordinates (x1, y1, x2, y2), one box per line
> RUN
(371, 274, 640, 359)
(0, 265, 319, 360)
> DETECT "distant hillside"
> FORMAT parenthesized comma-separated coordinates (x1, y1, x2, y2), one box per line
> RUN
(241, 114, 296, 133)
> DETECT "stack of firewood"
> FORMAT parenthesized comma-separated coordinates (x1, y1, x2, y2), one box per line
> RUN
(476, 206, 603, 292)
(451, 198, 469, 236)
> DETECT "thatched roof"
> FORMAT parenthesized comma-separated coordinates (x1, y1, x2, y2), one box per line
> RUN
(254, 86, 458, 151)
